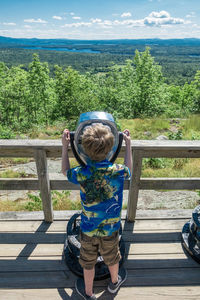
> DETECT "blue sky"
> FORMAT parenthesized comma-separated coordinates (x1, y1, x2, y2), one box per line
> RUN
(0, 0, 200, 39)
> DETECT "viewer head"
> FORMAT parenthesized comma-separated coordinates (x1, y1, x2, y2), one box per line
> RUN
(81, 123, 114, 162)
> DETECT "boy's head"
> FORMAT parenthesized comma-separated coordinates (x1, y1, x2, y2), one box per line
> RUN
(81, 123, 114, 162)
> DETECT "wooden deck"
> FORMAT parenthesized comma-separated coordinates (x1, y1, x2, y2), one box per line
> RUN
(0, 210, 200, 300)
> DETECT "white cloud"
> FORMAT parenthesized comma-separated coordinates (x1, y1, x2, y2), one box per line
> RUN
(52, 16, 62, 20)
(62, 22, 92, 28)
(96, 20, 113, 28)
(58, 10, 190, 34)
(70, 12, 75, 16)
(90, 18, 102, 23)
(90, 11, 187, 29)
(0, 27, 60, 39)
(192, 23, 199, 28)
(186, 12, 196, 18)
(114, 19, 144, 27)
(2, 22, 200, 39)
(3, 22, 16, 26)
(24, 25, 32, 28)
(24, 18, 47, 23)
(149, 11, 170, 18)
(103, 20, 113, 26)
(72, 16, 81, 20)
(121, 12, 132, 18)
(144, 11, 185, 26)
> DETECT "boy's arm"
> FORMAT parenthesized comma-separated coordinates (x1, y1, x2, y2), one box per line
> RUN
(123, 129, 132, 172)
(62, 129, 71, 176)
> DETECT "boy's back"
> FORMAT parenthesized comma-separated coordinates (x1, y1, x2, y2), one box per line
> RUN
(67, 159, 130, 237)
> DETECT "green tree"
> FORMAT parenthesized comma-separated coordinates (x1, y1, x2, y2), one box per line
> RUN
(96, 48, 166, 118)
(0, 62, 9, 124)
(53, 66, 100, 120)
(27, 54, 56, 125)
(191, 70, 200, 112)
(133, 48, 166, 116)
(0, 65, 29, 128)
(181, 82, 196, 113)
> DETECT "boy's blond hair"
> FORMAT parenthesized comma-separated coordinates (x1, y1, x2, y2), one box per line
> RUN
(82, 123, 114, 161)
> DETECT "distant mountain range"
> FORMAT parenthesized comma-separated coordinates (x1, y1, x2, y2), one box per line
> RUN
(1, 36, 200, 48)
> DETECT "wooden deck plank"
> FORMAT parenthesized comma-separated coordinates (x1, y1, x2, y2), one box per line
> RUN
(97, 286, 200, 300)
(0, 243, 64, 257)
(125, 219, 187, 231)
(124, 268, 200, 286)
(0, 220, 43, 232)
(0, 289, 75, 300)
(0, 252, 199, 272)
(0, 209, 192, 220)
(0, 268, 200, 289)
(0, 232, 66, 244)
(113, 286, 200, 300)
(126, 242, 185, 255)
(125, 253, 200, 269)
(0, 218, 188, 232)
(0, 230, 184, 244)
(123, 231, 183, 242)
(0, 271, 76, 288)
(0, 257, 68, 272)
(0, 242, 188, 257)
(1, 286, 200, 300)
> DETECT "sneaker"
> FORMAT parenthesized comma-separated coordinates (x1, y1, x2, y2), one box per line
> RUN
(107, 267, 127, 294)
(75, 278, 97, 300)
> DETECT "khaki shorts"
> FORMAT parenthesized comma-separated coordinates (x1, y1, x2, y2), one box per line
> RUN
(79, 230, 121, 270)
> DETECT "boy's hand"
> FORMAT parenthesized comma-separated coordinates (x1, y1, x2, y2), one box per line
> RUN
(123, 129, 132, 170)
(62, 129, 70, 148)
(123, 129, 131, 145)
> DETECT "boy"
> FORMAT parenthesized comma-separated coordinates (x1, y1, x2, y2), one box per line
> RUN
(62, 123, 132, 300)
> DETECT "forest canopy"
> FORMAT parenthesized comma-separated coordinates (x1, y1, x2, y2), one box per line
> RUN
(0, 48, 200, 138)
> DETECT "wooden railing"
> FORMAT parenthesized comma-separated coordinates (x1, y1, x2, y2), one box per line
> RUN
(0, 139, 200, 222)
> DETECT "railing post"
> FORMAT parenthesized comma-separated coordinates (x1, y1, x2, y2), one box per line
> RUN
(127, 149, 143, 222)
(35, 149, 53, 222)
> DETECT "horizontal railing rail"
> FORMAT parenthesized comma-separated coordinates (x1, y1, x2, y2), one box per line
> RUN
(0, 139, 200, 222)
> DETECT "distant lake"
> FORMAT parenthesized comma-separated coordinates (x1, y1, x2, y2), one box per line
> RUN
(22, 46, 100, 53)
(189, 54, 200, 57)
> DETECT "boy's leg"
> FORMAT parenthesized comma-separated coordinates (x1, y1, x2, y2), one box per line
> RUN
(107, 266, 127, 294)
(77, 232, 98, 298)
(84, 267, 95, 296)
(100, 231, 121, 284)
(100, 231, 127, 293)
(108, 262, 119, 284)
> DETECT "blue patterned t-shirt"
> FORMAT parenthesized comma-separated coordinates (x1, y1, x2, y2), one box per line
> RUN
(67, 159, 130, 237)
